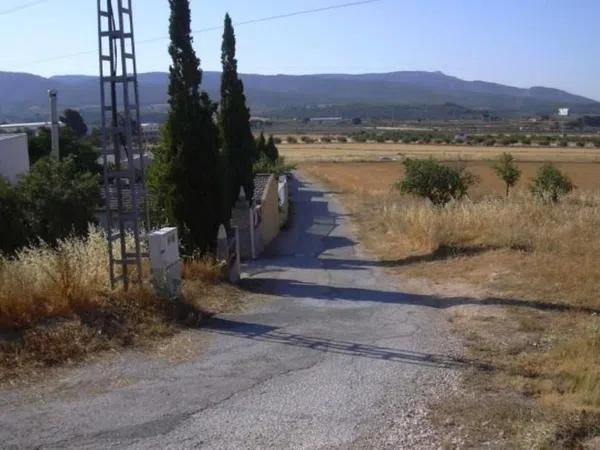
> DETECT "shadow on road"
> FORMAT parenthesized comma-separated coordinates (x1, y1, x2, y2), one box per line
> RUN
(242, 277, 599, 315)
(203, 318, 491, 370)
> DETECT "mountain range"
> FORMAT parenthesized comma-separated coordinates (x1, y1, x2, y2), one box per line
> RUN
(1, 70, 599, 123)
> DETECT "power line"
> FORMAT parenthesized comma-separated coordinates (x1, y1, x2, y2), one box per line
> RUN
(11, 0, 383, 67)
(0, 0, 50, 16)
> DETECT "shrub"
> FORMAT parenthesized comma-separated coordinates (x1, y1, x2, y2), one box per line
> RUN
(0, 227, 110, 329)
(253, 155, 295, 177)
(493, 152, 522, 196)
(300, 136, 314, 144)
(18, 157, 101, 245)
(336, 136, 348, 143)
(530, 163, 574, 202)
(286, 136, 297, 144)
(321, 136, 332, 143)
(0, 178, 29, 254)
(396, 158, 478, 206)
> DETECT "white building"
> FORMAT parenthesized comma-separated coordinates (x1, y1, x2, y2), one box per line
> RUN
(0, 122, 64, 134)
(140, 123, 161, 144)
(0, 134, 29, 183)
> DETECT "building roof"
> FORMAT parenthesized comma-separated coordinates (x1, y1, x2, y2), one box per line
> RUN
(0, 122, 64, 131)
(254, 173, 274, 203)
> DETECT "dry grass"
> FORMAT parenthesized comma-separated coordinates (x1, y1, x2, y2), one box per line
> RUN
(301, 162, 600, 447)
(281, 142, 600, 163)
(300, 160, 600, 198)
(0, 228, 244, 383)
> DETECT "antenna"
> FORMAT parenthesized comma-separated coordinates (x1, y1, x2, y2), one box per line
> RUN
(97, 0, 149, 290)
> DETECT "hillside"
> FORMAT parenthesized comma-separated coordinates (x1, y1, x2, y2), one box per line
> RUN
(1, 70, 599, 123)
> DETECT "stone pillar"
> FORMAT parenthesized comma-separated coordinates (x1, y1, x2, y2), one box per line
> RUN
(231, 187, 254, 259)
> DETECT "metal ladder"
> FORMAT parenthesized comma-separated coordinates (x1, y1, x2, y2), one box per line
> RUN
(97, 0, 148, 289)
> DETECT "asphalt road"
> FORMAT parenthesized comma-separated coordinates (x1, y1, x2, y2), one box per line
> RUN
(0, 174, 463, 449)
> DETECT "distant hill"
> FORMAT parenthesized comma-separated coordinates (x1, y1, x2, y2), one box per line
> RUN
(1, 70, 598, 123)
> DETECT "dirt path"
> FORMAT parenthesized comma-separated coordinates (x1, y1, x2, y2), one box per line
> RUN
(0, 174, 465, 449)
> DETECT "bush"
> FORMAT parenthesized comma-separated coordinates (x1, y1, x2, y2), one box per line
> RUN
(19, 157, 101, 245)
(28, 128, 101, 174)
(396, 158, 478, 206)
(493, 153, 521, 196)
(253, 155, 295, 177)
(286, 136, 297, 144)
(0, 178, 29, 254)
(530, 163, 574, 202)
(336, 136, 348, 143)
(300, 136, 314, 144)
(321, 136, 332, 143)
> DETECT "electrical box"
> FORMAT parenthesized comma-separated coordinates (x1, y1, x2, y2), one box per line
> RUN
(148, 227, 182, 299)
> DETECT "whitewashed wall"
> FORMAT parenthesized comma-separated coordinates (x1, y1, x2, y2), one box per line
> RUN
(0, 134, 29, 184)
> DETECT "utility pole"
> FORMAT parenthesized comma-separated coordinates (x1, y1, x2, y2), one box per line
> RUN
(48, 89, 60, 159)
(97, 0, 148, 289)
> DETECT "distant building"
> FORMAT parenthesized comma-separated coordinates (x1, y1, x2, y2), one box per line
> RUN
(140, 123, 161, 144)
(250, 117, 273, 129)
(309, 117, 343, 124)
(0, 122, 64, 134)
(0, 134, 29, 184)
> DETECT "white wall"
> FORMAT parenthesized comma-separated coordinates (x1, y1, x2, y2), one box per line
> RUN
(0, 134, 29, 184)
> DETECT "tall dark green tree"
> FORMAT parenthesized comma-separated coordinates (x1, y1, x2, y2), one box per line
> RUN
(265, 135, 279, 162)
(60, 109, 88, 138)
(148, 0, 221, 253)
(220, 13, 256, 213)
(256, 132, 267, 157)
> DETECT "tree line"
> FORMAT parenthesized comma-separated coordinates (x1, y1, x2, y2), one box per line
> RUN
(148, 1, 283, 254)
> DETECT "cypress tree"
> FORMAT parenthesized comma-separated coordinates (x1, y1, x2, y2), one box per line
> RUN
(265, 135, 279, 162)
(256, 132, 267, 158)
(220, 13, 256, 213)
(150, 0, 221, 253)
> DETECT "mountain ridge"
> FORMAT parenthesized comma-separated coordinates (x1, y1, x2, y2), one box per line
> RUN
(1, 69, 598, 123)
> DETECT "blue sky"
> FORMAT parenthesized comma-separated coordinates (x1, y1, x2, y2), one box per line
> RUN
(1, 0, 598, 100)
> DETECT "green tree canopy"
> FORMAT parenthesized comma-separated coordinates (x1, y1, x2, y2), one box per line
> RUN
(530, 163, 574, 202)
(493, 152, 521, 196)
(60, 109, 88, 138)
(265, 135, 279, 162)
(397, 158, 477, 206)
(18, 157, 100, 245)
(28, 127, 100, 174)
(0, 177, 29, 254)
(148, 0, 222, 253)
(220, 13, 256, 212)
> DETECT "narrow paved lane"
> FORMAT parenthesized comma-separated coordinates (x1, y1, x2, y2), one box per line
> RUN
(0, 174, 462, 449)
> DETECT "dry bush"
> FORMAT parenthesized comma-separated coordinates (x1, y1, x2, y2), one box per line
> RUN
(369, 192, 600, 257)
(182, 255, 225, 284)
(0, 227, 110, 329)
(0, 228, 244, 383)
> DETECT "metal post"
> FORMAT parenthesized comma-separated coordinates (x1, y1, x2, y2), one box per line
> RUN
(48, 90, 59, 159)
(249, 206, 256, 259)
(97, 0, 148, 289)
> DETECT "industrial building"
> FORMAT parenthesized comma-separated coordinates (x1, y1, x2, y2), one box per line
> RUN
(0, 134, 30, 183)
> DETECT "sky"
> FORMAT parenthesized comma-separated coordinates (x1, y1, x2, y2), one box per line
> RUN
(1, 0, 598, 100)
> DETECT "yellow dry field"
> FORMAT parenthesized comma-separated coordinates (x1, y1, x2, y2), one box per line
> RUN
(299, 160, 600, 199)
(281, 142, 600, 163)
